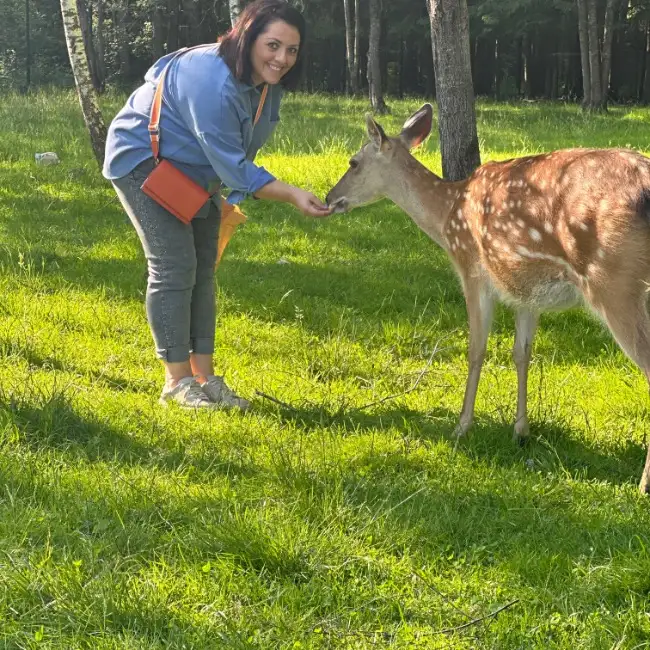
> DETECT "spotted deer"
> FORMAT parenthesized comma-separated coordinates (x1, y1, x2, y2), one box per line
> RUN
(326, 103, 650, 494)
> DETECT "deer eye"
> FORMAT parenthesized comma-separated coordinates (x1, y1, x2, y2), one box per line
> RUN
(349, 159, 358, 169)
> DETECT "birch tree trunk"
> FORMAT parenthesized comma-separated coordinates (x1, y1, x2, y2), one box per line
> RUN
(77, 0, 102, 92)
(368, 0, 389, 113)
(59, 0, 107, 166)
(343, 0, 355, 94)
(353, 0, 360, 92)
(229, 0, 242, 28)
(426, 0, 480, 181)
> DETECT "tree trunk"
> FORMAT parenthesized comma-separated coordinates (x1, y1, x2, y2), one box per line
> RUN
(353, 0, 360, 92)
(576, 0, 591, 108)
(113, 2, 131, 79)
(59, 0, 107, 166)
(24, 0, 31, 92)
(183, 0, 200, 44)
(228, 0, 242, 28)
(152, 0, 165, 59)
(599, 0, 623, 109)
(586, 0, 602, 108)
(95, 0, 106, 86)
(343, 0, 354, 94)
(77, 0, 102, 92)
(426, 0, 480, 181)
(167, 0, 179, 51)
(643, 23, 650, 104)
(368, 0, 389, 113)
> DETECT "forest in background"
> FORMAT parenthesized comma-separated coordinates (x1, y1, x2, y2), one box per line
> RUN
(5, 0, 650, 105)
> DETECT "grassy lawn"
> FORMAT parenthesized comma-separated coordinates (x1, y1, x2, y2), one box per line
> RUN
(0, 90, 649, 648)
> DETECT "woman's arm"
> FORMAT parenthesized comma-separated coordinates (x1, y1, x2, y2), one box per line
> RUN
(254, 179, 331, 217)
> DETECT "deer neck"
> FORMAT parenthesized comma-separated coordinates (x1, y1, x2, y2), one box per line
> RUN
(384, 153, 467, 249)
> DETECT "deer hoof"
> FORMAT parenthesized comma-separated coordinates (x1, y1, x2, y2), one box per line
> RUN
(513, 419, 530, 446)
(453, 420, 471, 439)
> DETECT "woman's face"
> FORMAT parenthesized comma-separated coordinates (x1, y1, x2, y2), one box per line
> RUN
(250, 19, 300, 86)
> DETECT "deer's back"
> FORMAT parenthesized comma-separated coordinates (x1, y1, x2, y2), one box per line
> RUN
(444, 148, 650, 310)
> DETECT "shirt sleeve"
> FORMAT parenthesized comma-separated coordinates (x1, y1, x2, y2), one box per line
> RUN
(172, 59, 276, 204)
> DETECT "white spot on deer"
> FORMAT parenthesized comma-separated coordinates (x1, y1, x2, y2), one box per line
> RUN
(529, 228, 542, 242)
(516, 200, 522, 208)
(597, 248, 605, 259)
(516, 218, 525, 228)
(544, 222, 553, 234)
(579, 222, 589, 232)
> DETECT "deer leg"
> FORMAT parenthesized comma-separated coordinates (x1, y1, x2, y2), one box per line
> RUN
(512, 308, 539, 444)
(454, 283, 494, 438)
(592, 288, 650, 494)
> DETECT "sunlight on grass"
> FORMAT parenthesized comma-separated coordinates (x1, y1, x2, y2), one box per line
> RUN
(0, 89, 649, 648)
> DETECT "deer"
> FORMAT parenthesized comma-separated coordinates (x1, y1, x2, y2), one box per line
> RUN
(326, 103, 650, 495)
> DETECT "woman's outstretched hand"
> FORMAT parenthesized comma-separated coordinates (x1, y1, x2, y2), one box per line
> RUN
(291, 188, 333, 217)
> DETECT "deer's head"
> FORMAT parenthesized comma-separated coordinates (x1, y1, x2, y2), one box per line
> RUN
(326, 104, 433, 213)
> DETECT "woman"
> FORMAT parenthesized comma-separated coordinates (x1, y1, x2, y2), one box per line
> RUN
(103, 0, 330, 410)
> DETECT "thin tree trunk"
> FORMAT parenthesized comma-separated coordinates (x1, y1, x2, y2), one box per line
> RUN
(24, 0, 31, 91)
(368, 0, 389, 113)
(228, 0, 242, 27)
(353, 0, 360, 92)
(600, 0, 623, 109)
(59, 0, 107, 166)
(95, 0, 106, 86)
(152, 0, 165, 59)
(576, 0, 591, 107)
(343, 0, 354, 94)
(586, 0, 602, 108)
(77, 0, 102, 92)
(167, 0, 179, 51)
(426, 0, 480, 181)
(643, 23, 650, 104)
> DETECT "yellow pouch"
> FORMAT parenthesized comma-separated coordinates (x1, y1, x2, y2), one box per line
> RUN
(217, 200, 248, 267)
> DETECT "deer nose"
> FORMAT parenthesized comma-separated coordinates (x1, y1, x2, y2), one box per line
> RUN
(325, 192, 332, 204)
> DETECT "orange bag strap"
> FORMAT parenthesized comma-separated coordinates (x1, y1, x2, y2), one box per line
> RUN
(148, 46, 268, 162)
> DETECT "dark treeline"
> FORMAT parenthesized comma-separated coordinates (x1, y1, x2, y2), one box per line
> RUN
(3, 0, 650, 104)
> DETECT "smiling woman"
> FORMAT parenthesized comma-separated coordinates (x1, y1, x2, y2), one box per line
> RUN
(101, 0, 332, 411)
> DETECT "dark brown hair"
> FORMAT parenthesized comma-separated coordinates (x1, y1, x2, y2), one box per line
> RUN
(218, 0, 306, 90)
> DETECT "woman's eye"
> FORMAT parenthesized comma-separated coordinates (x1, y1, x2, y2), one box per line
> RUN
(268, 42, 278, 50)
(288, 47, 298, 56)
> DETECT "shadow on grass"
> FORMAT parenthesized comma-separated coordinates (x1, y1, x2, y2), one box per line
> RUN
(254, 396, 648, 490)
(0, 390, 259, 481)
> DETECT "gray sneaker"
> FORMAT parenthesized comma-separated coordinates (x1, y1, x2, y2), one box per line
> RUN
(199, 375, 250, 412)
(159, 377, 218, 409)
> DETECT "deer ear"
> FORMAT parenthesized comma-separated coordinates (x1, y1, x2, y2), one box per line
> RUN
(400, 104, 433, 150)
(365, 113, 388, 149)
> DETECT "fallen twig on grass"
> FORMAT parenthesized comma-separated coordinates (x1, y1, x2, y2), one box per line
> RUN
(255, 390, 298, 411)
(431, 599, 519, 635)
(255, 338, 449, 418)
(351, 340, 447, 413)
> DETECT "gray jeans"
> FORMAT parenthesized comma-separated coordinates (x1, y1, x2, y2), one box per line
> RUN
(112, 159, 221, 363)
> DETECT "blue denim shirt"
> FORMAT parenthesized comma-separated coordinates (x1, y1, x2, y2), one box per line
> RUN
(102, 44, 281, 204)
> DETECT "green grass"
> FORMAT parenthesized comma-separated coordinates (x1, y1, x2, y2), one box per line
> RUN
(0, 89, 649, 648)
